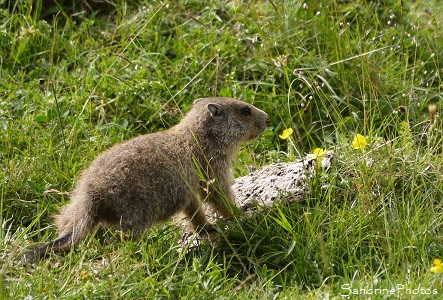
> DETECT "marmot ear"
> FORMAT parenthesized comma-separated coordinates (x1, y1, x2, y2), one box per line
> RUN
(207, 103, 222, 117)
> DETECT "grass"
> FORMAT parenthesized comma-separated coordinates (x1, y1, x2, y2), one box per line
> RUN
(2, 0, 443, 298)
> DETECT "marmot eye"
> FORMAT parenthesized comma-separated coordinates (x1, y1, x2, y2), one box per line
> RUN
(240, 107, 252, 116)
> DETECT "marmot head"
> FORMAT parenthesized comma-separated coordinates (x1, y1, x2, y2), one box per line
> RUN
(188, 97, 269, 146)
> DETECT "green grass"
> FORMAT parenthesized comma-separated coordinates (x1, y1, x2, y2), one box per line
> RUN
(2, 0, 443, 298)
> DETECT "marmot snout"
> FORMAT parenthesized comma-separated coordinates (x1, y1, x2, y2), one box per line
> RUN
(28, 97, 269, 260)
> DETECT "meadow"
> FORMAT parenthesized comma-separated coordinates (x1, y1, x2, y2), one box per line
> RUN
(2, 0, 443, 298)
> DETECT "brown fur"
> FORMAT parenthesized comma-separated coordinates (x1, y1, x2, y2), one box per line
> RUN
(28, 97, 269, 260)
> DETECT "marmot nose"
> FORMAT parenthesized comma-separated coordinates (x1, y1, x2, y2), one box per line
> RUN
(265, 114, 270, 125)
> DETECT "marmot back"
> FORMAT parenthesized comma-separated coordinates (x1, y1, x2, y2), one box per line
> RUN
(28, 97, 269, 260)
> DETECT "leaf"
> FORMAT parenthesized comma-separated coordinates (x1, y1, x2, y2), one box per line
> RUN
(27, 180, 44, 193)
(219, 88, 232, 98)
(117, 118, 128, 128)
(270, 206, 294, 232)
(34, 115, 50, 123)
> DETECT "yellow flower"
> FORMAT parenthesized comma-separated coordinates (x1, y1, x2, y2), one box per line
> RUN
(352, 134, 367, 150)
(431, 259, 443, 273)
(312, 148, 326, 159)
(279, 128, 293, 140)
(81, 270, 89, 279)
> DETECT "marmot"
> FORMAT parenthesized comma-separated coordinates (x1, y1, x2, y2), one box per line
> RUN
(28, 97, 269, 260)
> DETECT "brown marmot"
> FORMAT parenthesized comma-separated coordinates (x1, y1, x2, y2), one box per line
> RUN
(28, 97, 269, 260)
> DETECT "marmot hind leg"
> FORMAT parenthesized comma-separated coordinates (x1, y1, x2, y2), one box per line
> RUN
(184, 199, 217, 233)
